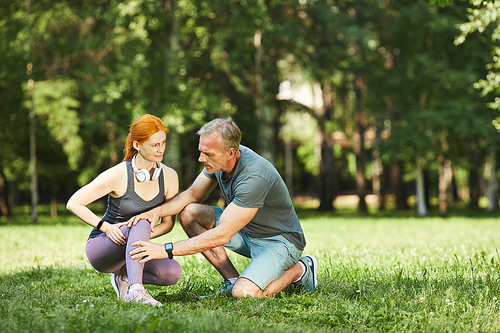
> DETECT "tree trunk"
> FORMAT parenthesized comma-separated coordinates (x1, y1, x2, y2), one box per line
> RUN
(254, 30, 275, 164)
(451, 165, 459, 202)
(424, 168, 431, 209)
(317, 82, 335, 211)
(415, 161, 427, 217)
(469, 167, 480, 210)
(372, 155, 382, 211)
(165, 130, 183, 185)
(285, 140, 293, 197)
(29, 79, 38, 224)
(468, 143, 481, 210)
(162, 0, 183, 187)
(438, 157, 452, 214)
(318, 134, 335, 211)
(353, 75, 368, 214)
(372, 119, 384, 211)
(51, 185, 58, 218)
(26, 0, 37, 224)
(391, 160, 408, 210)
(0, 169, 10, 216)
(487, 149, 498, 212)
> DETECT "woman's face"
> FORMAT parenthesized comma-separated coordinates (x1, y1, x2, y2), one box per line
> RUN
(137, 130, 166, 163)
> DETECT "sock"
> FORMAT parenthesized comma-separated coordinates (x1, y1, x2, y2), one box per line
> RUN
(228, 277, 238, 284)
(292, 261, 306, 283)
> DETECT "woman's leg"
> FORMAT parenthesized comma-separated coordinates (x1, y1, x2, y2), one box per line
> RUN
(85, 233, 126, 275)
(85, 220, 152, 282)
(142, 258, 182, 286)
(125, 219, 151, 286)
(86, 219, 181, 287)
(125, 219, 181, 286)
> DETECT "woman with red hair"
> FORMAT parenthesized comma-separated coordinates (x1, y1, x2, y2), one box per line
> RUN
(67, 114, 181, 306)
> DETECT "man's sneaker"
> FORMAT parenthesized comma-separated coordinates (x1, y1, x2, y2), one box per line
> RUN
(200, 279, 234, 298)
(110, 274, 128, 299)
(124, 286, 162, 306)
(293, 255, 318, 292)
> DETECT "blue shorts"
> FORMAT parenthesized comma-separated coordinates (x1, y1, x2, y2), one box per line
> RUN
(213, 206, 302, 290)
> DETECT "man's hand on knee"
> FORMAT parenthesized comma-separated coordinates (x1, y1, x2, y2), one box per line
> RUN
(130, 240, 167, 263)
(127, 210, 160, 232)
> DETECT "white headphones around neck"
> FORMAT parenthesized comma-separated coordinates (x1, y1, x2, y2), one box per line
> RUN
(131, 154, 161, 183)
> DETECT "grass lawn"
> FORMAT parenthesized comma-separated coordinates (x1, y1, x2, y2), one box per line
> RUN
(1, 208, 500, 332)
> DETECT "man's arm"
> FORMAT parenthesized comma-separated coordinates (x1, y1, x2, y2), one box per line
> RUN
(127, 172, 216, 226)
(172, 202, 258, 255)
(130, 202, 258, 262)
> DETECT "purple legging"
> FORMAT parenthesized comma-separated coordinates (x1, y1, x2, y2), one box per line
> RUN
(85, 219, 181, 286)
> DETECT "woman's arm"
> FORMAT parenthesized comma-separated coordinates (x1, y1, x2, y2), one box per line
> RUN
(150, 216, 175, 239)
(66, 163, 128, 244)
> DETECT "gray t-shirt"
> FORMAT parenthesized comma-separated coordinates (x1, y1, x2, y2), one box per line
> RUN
(203, 145, 306, 251)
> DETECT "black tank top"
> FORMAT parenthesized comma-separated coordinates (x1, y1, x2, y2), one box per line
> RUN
(88, 159, 165, 239)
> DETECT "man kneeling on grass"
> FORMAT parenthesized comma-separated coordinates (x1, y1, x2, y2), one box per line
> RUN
(128, 117, 318, 298)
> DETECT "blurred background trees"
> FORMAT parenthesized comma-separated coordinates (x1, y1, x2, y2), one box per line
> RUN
(1, 0, 499, 219)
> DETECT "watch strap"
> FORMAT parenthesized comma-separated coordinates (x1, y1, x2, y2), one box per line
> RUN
(96, 219, 105, 231)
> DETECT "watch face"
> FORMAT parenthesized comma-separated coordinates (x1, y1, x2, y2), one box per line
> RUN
(164, 242, 173, 259)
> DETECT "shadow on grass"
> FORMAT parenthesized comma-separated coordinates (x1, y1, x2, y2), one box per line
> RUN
(4, 263, 499, 307)
(3, 263, 500, 332)
(0, 265, 209, 304)
(0, 266, 331, 333)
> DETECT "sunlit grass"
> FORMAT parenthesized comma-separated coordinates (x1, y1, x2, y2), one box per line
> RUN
(1, 210, 500, 332)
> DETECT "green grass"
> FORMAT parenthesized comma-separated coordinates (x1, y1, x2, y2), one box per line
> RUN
(1, 209, 500, 332)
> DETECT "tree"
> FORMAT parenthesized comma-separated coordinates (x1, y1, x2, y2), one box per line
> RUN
(371, 0, 495, 214)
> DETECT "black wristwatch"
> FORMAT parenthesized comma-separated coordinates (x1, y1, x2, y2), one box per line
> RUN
(164, 242, 173, 259)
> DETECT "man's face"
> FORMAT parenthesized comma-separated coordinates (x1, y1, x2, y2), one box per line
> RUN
(198, 133, 231, 173)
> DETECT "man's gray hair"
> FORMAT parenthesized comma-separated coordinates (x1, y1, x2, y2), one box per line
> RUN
(197, 117, 241, 151)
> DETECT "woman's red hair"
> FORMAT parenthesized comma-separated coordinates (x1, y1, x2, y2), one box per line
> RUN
(123, 114, 169, 161)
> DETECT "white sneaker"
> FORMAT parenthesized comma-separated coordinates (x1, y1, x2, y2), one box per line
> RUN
(124, 286, 162, 306)
(110, 274, 128, 299)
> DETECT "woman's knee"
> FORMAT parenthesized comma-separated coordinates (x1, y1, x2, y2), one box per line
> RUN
(124, 219, 151, 243)
(126, 219, 151, 233)
(168, 260, 182, 285)
(134, 219, 150, 229)
(150, 260, 182, 286)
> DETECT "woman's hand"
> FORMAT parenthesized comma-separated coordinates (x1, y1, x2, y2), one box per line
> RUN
(103, 222, 127, 245)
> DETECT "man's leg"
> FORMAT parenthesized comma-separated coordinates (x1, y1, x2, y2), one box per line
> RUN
(232, 263, 304, 298)
(229, 234, 304, 299)
(178, 203, 239, 280)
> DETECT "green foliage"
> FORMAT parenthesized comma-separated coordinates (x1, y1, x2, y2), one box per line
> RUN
(372, 0, 496, 180)
(24, 79, 83, 169)
(280, 111, 320, 175)
(2, 0, 500, 213)
(2, 213, 500, 332)
(455, 0, 500, 129)
(429, 0, 454, 7)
